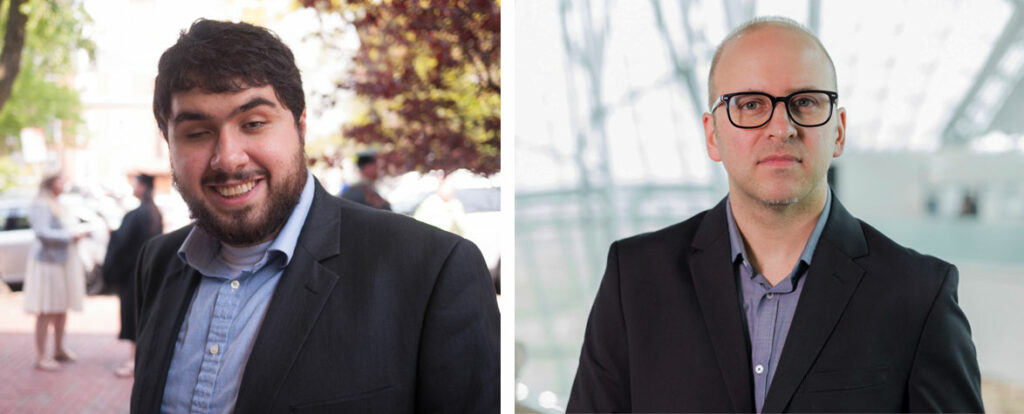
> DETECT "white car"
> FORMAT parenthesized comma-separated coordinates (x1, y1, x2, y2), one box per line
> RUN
(0, 197, 110, 292)
(0, 198, 33, 289)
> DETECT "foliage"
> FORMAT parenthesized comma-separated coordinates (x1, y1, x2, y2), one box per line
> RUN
(0, 155, 18, 190)
(303, 0, 500, 176)
(0, 0, 93, 153)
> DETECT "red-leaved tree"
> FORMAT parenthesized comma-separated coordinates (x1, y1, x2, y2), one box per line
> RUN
(303, 0, 500, 176)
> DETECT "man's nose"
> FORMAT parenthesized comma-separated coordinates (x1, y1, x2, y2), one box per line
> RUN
(210, 130, 250, 171)
(766, 101, 798, 142)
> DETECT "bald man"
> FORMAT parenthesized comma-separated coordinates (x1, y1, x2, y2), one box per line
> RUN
(567, 17, 983, 413)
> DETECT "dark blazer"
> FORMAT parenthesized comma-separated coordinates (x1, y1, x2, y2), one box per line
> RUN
(103, 203, 162, 341)
(103, 203, 161, 287)
(568, 196, 983, 413)
(130, 181, 499, 413)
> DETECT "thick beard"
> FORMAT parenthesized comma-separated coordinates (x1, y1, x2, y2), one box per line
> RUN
(173, 150, 307, 246)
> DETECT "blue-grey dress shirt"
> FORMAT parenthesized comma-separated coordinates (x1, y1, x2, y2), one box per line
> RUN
(726, 189, 832, 414)
(161, 170, 315, 414)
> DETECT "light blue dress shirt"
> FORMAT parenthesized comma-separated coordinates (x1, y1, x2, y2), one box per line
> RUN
(161, 170, 315, 414)
(29, 198, 73, 262)
(726, 188, 831, 414)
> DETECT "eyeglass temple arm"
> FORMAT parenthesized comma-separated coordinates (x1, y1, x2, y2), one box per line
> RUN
(710, 95, 726, 112)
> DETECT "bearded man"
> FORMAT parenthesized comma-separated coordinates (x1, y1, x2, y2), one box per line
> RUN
(130, 19, 499, 413)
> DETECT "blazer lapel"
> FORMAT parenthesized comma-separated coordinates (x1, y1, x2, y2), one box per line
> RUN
(234, 182, 343, 412)
(137, 260, 202, 413)
(689, 198, 755, 413)
(762, 197, 868, 412)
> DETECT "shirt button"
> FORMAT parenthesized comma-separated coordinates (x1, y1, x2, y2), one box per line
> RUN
(755, 364, 765, 374)
(230, 280, 240, 290)
(210, 345, 219, 355)
(766, 292, 774, 299)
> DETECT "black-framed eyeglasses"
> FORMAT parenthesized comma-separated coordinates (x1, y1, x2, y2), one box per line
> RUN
(710, 90, 838, 129)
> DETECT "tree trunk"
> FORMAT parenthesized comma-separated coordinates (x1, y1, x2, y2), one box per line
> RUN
(0, 0, 29, 112)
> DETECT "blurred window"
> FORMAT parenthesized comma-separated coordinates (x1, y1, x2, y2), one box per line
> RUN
(0, 207, 31, 231)
(454, 188, 500, 213)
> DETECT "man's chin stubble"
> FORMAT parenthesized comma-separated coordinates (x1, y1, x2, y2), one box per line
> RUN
(760, 197, 801, 208)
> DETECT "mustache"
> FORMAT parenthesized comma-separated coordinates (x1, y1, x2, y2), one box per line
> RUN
(201, 169, 268, 185)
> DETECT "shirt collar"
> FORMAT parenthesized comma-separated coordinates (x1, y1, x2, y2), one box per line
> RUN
(726, 187, 833, 270)
(178, 169, 316, 273)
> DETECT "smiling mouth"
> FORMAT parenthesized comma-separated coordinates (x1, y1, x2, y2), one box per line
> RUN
(213, 180, 258, 198)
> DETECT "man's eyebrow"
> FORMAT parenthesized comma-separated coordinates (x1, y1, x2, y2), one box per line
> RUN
(233, 97, 277, 116)
(171, 97, 277, 126)
(172, 111, 210, 125)
(786, 87, 828, 94)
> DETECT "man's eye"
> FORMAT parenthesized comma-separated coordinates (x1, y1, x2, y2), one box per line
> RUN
(793, 98, 815, 107)
(741, 101, 761, 110)
(186, 130, 210, 139)
(244, 121, 266, 130)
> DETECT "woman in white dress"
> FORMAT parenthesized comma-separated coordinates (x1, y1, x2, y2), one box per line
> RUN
(22, 173, 88, 371)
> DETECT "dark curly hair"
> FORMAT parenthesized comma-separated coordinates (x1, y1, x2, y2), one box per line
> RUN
(152, 19, 305, 138)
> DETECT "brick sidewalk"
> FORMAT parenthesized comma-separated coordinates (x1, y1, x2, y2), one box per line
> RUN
(0, 292, 133, 414)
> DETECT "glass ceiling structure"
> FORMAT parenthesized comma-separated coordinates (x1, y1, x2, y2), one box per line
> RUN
(517, 0, 1020, 192)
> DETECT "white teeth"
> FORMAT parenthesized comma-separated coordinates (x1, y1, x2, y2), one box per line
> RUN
(215, 180, 256, 197)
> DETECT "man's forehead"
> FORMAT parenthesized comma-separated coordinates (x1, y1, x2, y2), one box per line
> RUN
(722, 25, 825, 64)
(712, 25, 835, 93)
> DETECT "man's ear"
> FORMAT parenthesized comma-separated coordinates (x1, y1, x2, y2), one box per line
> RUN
(298, 109, 307, 145)
(832, 107, 846, 158)
(703, 112, 722, 162)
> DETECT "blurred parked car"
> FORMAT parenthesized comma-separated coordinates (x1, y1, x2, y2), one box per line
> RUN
(407, 186, 501, 281)
(386, 170, 501, 284)
(0, 197, 110, 293)
(0, 198, 33, 290)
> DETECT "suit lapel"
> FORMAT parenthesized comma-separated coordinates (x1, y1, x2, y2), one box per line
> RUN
(234, 182, 343, 412)
(690, 199, 755, 413)
(137, 259, 202, 413)
(762, 197, 868, 413)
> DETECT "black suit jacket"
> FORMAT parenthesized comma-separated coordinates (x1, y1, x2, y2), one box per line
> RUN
(568, 196, 983, 412)
(104, 204, 161, 341)
(130, 181, 499, 413)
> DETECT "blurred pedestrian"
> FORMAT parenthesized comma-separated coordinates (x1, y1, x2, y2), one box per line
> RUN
(340, 152, 392, 210)
(413, 175, 465, 235)
(103, 173, 163, 377)
(23, 173, 89, 371)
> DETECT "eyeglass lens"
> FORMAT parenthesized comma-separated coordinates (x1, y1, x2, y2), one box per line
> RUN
(727, 92, 833, 128)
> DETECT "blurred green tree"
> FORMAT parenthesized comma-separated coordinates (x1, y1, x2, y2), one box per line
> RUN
(0, 0, 93, 154)
(303, 0, 500, 176)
